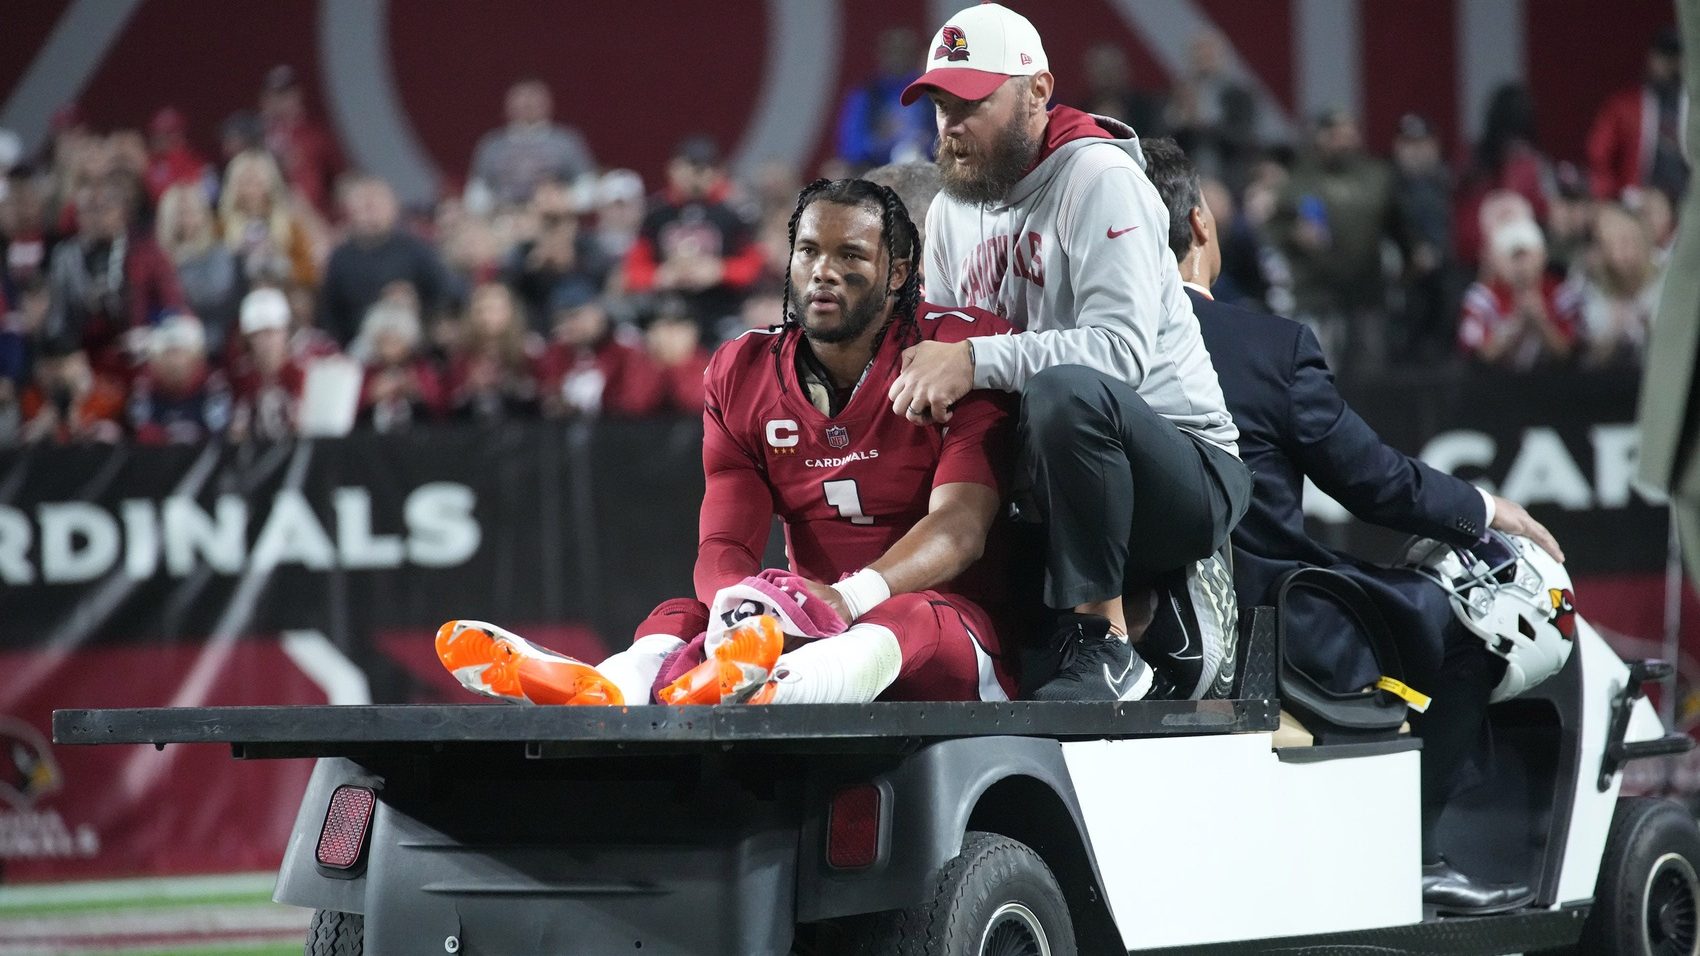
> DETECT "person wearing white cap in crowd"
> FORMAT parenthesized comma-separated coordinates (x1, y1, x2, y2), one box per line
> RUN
(886, 3, 1250, 702)
(129, 312, 232, 445)
(228, 288, 306, 441)
(591, 169, 646, 260)
(1457, 217, 1580, 370)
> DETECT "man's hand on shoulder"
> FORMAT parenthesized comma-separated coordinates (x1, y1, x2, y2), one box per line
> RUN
(889, 340, 972, 424)
(1490, 494, 1564, 563)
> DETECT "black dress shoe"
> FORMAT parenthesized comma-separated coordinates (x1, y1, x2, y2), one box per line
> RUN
(1422, 858, 1536, 915)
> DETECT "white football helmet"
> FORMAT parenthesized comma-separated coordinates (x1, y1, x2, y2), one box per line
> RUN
(1402, 531, 1577, 703)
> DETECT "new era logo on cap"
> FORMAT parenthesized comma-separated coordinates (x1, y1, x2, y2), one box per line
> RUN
(902, 2, 1049, 105)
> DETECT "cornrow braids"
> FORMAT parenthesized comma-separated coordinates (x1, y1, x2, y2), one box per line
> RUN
(774, 177, 925, 354)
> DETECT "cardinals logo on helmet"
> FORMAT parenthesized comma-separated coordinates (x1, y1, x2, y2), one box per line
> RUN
(1549, 588, 1577, 640)
(935, 25, 970, 61)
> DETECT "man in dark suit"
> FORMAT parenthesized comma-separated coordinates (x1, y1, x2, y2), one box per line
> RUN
(1141, 137, 1563, 915)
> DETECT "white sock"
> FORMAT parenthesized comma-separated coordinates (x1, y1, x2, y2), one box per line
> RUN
(767, 624, 902, 704)
(598, 633, 685, 704)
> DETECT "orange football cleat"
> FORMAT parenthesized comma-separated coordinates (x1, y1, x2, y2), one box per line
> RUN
(658, 614, 785, 706)
(436, 620, 624, 706)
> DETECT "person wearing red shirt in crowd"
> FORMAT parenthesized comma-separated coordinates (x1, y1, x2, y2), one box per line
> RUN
(143, 107, 211, 204)
(354, 299, 446, 433)
(43, 178, 185, 375)
(17, 335, 125, 445)
(1588, 28, 1688, 202)
(227, 288, 306, 442)
(536, 283, 663, 419)
(259, 66, 343, 215)
(622, 136, 766, 337)
(439, 179, 1022, 708)
(642, 297, 710, 416)
(1458, 218, 1579, 370)
(127, 313, 232, 445)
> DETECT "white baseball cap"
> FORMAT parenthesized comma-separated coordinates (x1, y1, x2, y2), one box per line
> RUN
(1489, 218, 1546, 260)
(901, 3, 1049, 106)
(240, 287, 291, 335)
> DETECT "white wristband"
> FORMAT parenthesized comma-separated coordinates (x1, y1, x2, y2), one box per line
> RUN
(831, 568, 891, 622)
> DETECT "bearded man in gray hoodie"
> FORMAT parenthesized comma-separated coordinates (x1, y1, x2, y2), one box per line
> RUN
(888, 3, 1250, 702)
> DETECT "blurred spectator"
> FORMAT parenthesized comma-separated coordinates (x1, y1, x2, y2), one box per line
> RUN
(1199, 176, 1268, 307)
(1080, 42, 1167, 138)
(227, 288, 305, 441)
(835, 29, 936, 169)
(1458, 218, 1578, 370)
(157, 182, 241, 356)
(590, 170, 645, 262)
(642, 297, 709, 415)
(504, 177, 611, 331)
(1270, 110, 1396, 367)
(127, 314, 231, 444)
(219, 110, 265, 165)
(0, 279, 50, 407)
(220, 150, 318, 289)
(624, 136, 764, 336)
(260, 65, 343, 214)
(1, 168, 57, 302)
(352, 299, 445, 433)
(736, 290, 784, 335)
(448, 282, 541, 421)
(0, 128, 19, 182)
(44, 178, 185, 372)
(466, 79, 596, 214)
(1568, 202, 1662, 368)
(1390, 113, 1457, 362)
(1168, 31, 1257, 190)
(435, 197, 506, 289)
(143, 107, 210, 203)
(863, 161, 942, 246)
(1588, 27, 1687, 202)
(319, 174, 450, 345)
(1629, 185, 1677, 256)
(537, 284, 661, 419)
(1545, 162, 1595, 277)
(17, 336, 124, 445)
(1455, 84, 1553, 270)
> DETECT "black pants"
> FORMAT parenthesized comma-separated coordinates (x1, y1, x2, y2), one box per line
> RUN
(1285, 561, 1503, 862)
(1019, 365, 1252, 609)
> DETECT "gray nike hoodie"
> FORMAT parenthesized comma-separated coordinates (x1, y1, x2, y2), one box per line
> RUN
(925, 112, 1238, 453)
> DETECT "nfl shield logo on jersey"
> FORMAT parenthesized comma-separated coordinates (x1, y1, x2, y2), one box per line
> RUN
(825, 425, 850, 449)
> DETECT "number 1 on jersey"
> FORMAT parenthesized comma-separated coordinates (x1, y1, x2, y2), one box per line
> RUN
(823, 479, 874, 525)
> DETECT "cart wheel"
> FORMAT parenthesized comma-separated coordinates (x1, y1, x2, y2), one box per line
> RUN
(305, 909, 364, 956)
(850, 831, 1075, 956)
(1579, 797, 1700, 956)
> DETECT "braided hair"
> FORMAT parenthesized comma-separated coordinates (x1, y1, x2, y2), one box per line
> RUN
(776, 178, 924, 352)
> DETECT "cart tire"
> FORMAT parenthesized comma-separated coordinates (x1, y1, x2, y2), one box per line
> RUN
(1578, 796, 1700, 956)
(305, 909, 363, 956)
(854, 830, 1075, 956)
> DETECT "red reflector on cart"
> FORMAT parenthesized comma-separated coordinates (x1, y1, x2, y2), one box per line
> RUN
(827, 784, 881, 869)
(316, 785, 375, 869)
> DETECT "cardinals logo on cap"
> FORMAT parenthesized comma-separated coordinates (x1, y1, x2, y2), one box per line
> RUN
(935, 25, 970, 61)
(1549, 588, 1577, 639)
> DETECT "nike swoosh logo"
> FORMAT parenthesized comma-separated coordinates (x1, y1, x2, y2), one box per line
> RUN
(1107, 225, 1139, 238)
(1103, 656, 1141, 697)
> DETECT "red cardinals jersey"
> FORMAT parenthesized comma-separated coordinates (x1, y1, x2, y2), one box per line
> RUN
(695, 304, 1016, 607)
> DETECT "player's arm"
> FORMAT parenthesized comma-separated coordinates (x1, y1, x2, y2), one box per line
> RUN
(865, 480, 998, 595)
(692, 392, 776, 606)
(822, 391, 1010, 619)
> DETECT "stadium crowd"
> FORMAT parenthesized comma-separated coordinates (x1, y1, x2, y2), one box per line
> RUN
(0, 27, 1682, 448)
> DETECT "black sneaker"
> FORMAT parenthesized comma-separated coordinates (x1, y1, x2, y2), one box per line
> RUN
(1028, 613, 1154, 701)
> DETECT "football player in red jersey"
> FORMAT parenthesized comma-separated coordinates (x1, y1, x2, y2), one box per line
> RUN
(439, 178, 1027, 705)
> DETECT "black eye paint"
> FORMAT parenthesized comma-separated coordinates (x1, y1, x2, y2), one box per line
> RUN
(842, 272, 871, 288)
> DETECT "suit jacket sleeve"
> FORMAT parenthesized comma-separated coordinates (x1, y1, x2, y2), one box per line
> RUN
(1286, 325, 1486, 545)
